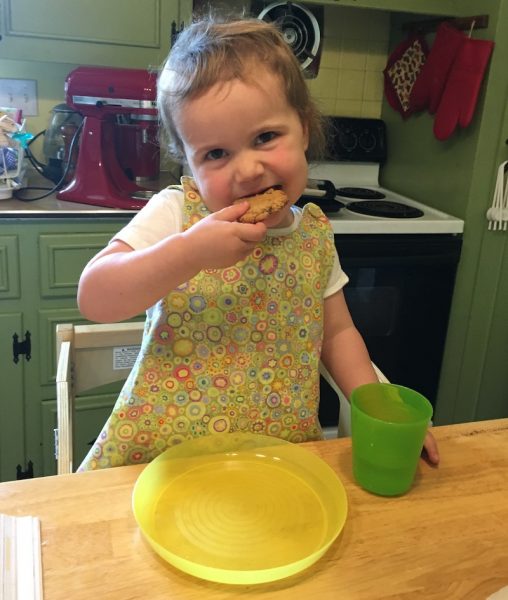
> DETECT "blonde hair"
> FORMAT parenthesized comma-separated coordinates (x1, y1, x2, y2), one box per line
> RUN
(157, 15, 325, 161)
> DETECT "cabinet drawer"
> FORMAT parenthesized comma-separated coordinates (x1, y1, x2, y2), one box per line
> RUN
(0, 234, 20, 300)
(39, 232, 113, 298)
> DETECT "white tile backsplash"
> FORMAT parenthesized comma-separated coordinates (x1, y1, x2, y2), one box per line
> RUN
(308, 5, 390, 119)
(336, 69, 366, 100)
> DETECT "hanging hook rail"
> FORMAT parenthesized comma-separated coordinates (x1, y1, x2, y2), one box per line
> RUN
(402, 15, 489, 35)
(468, 19, 477, 38)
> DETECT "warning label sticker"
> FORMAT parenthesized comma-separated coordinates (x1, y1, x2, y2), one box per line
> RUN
(113, 345, 141, 370)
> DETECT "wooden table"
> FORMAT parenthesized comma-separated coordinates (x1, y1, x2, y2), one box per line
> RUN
(1, 420, 508, 600)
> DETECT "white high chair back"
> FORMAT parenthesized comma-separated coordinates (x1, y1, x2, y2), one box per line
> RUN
(55, 322, 144, 475)
(55, 322, 388, 474)
(319, 363, 389, 438)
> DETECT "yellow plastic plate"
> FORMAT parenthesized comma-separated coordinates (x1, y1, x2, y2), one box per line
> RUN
(132, 433, 347, 585)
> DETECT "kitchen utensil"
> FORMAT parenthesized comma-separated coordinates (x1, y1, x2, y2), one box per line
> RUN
(487, 161, 508, 231)
(351, 383, 433, 496)
(57, 66, 159, 209)
(298, 178, 344, 212)
(42, 103, 83, 183)
(132, 432, 348, 584)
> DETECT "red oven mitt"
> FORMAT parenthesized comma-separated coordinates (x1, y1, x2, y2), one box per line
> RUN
(383, 35, 428, 118)
(433, 37, 494, 141)
(409, 22, 465, 114)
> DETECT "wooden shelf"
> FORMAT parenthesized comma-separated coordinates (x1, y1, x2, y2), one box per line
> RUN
(402, 15, 489, 34)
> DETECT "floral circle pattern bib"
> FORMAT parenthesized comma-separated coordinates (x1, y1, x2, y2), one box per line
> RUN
(80, 178, 335, 469)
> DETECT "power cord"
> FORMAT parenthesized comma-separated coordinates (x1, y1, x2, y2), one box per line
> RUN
(13, 120, 84, 202)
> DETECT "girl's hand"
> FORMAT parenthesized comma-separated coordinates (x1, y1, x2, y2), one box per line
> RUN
(182, 201, 267, 269)
(422, 429, 440, 465)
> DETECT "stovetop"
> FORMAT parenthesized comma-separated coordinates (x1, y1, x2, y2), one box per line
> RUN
(306, 161, 464, 235)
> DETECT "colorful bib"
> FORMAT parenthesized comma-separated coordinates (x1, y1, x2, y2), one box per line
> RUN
(80, 178, 335, 469)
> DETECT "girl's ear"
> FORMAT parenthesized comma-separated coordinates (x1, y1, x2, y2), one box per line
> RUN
(302, 120, 310, 152)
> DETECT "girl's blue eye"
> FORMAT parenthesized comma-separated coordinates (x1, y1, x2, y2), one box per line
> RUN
(205, 148, 226, 161)
(256, 131, 277, 145)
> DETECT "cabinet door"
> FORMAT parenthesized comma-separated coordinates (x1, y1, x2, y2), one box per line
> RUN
(0, 313, 26, 482)
(0, 0, 190, 67)
(0, 218, 139, 479)
(0, 233, 25, 481)
(38, 232, 113, 299)
(41, 391, 119, 476)
(34, 224, 144, 474)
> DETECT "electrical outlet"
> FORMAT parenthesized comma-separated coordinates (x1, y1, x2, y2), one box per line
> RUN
(0, 78, 38, 116)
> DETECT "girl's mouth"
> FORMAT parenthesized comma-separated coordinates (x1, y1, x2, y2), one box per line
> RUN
(238, 184, 282, 199)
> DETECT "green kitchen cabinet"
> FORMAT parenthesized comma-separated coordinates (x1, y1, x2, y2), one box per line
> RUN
(0, 0, 192, 68)
(0, 217, 139, 481)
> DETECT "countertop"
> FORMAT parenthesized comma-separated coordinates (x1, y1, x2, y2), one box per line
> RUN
(0, 170, 464, 234)
(0, 170, 179, 218)
(1, 419, 507, 599)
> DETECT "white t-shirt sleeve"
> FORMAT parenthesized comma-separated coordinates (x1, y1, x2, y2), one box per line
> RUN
(325, 250, 349, 298)
(112, 187, 185, 249)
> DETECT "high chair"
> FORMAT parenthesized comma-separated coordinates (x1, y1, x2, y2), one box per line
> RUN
(55, 321, 144, 475)
(55, 322, 388, 475)
(319, 362, 389, 438)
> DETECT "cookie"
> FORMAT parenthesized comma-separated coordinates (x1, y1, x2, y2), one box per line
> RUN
(234, 188, 287, 223)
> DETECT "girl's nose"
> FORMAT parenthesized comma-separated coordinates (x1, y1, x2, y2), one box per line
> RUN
(233, 151, 264, 183)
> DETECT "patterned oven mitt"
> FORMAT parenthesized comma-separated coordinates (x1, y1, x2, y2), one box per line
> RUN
(383, 34, 429, 118)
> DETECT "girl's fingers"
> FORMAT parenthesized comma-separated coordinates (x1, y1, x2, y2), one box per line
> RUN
(215, 201, 250, 222)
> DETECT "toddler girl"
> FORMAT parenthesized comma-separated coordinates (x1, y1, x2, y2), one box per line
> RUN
(77, 15, 438, 469)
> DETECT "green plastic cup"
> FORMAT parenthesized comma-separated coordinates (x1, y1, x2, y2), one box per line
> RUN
(351, 383, 433, 496)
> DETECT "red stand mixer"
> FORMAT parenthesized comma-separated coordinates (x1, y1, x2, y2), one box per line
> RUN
(57, 66, 159, 209)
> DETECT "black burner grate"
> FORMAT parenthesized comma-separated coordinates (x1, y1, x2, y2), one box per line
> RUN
(336, 187, 386, 200)
(346, 200, 424, 219)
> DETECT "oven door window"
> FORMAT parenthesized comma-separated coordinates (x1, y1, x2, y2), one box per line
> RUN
(343, 269, 399, 337)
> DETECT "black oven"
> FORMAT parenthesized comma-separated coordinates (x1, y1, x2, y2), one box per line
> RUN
(318, 232, 463, 429)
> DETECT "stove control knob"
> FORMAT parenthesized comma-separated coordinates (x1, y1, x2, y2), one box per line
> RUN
(359, 130, 376, 153)
(338, 128, 357, 152)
